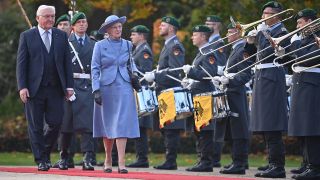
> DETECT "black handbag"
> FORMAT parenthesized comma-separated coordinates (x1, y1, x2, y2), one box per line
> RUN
(126, 41, 141, 91)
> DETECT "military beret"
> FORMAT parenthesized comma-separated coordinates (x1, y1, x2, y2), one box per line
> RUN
(55, 14, 70, 26)
(226, 23, 236, 30)
(262, 1, 283, 12)
(71, 12, 86, 25)
(206, 15, 222, 22)
(130, 25, 150, 33)
(295, 8, 317, 20)
(192, 25, 212, 33)
(161, 16, 180, 28)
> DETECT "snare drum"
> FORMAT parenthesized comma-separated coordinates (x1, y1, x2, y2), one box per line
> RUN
(158, 87, 193, 128)
(212, 90, 230, 119)
(135, 86, 157, 117)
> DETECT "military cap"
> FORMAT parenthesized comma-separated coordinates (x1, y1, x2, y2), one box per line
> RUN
(55, 14, 70, 26)
(161, 16, 180, 28)
(71, 12, 86, 25)
(295, 8, 317, 20)
(262, 1, 283, 12)
(206, 15, 222, 22)
(130, 25, 150, 33)
(192, 25, 212, 33)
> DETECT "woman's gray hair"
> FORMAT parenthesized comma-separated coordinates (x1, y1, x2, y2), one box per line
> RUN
(36, 5, 55, 16)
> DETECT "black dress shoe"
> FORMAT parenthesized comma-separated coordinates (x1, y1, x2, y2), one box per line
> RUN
(291, 165, 307, 174)
(212, 162, 221, 168)
(220, 164, 245, 174)
(46, 160, 52, 169)
(38, 162, 49, 171)
(224, 163, 249, 170)
(58, 159, 68, 170)
(154, 161, 177, 170)
(186, 162, 213, 172)
(255, 165, 286, 178)
(67, 158, 75, 168)
(118, 168, 128, 174)
(257, 164, 269, 171)
(103, 167, 112, 173)
(292, 168, 320, 180)
(82, 161, 94, 171)
(126, 161, 149, 168)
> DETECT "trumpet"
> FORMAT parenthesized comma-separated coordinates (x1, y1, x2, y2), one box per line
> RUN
(291, 54, 320, 73)
(199, 9, 294, 55)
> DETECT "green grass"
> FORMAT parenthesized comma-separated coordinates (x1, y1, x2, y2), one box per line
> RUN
(0, 152, 301, 167)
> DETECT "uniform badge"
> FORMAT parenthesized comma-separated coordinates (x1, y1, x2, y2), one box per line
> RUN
(218, 48, 224, 53)
(274, 2, 279, 7)
(143, 52, 150, 59)
(298, 11, 303, 17)
(166, 17, 170, 23)
(195, 26, 199, 31)
(243, 52, 250, 59)
(209, 56, 215, 64)
(207, 17, 211, 21)
(173, 48, 181, 56)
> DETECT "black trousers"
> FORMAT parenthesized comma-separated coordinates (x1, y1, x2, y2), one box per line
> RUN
(162, 129, 180, 163)
(133, 127, 149, 162)
(232, 139, 249, 166)
(264, 131, 285, 167)
(195, 131, 213, 165)
(304, 136, 320, 167)
(25, 86, 64, 163)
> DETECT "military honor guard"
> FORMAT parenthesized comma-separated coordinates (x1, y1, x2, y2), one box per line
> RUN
(55, 14, 71, 36)
(214, 23, 252, 175)
(245, 1, 290, 178)
(181, 25, 217, 172)
(204, 15, 227, 167)
(55, 12, 96, 171)
(126, 25, 153, 168)
(144, 16, 185, 170)
(286, 9, 320, 180)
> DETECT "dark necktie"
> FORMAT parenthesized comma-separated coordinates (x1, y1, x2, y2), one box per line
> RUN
(79, 37, 83, 47)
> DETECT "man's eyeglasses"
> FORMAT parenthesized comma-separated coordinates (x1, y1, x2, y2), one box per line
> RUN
(39, 15, 55, 19)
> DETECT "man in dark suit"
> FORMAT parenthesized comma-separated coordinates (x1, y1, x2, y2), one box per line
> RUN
(144, 16, 186, 170)
(54, 12, 96, 171)
(16, 5, 73, 171)
(126, 25, 153, 168)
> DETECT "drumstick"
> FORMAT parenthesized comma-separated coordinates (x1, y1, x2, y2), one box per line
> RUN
(165, 74, 182, 83)
(199, 65, 213, 78)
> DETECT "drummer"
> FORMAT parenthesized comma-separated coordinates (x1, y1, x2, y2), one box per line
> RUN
(213, 23, 252, 174)
(181, 25, 217, 172)
(144, 16, 185, 170)
(127, 25, 154, 168)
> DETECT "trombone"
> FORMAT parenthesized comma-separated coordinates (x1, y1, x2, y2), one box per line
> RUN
(292, 54, 320, 73)
(199, 9, 295, 55)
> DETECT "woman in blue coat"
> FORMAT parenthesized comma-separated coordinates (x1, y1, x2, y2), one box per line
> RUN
(91, 15, 140, 173)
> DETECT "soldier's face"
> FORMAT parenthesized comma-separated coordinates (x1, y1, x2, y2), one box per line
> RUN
(159, 22, 169, 36)
(57, 21, 71, 34)
(72, 19, 88, 35)
(36, 8, 55, 30)
(262, 7, 279, 26)
(130, 32, 143, 46)
(191, 32, 205, 47)
(107, 22, 122, 39)
(296, 18, 311, 29)
(205, 21, 220, 33)
(227, 29, 240, 43)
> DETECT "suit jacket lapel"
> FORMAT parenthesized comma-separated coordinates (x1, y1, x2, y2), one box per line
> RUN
(34, 27, 45, 64)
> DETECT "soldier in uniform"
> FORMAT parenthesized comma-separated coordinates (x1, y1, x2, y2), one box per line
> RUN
(182, 25, 217, 172)
(55, 14, 71, 36)
(285, 9, 320, 180)
(244, 1, 289, 178)
(144, 16, 185, 170)
(214, 23, 252, 175)
(55, 12, 96, 171)
(204, 14, 227, 168)
(126, 25, 153, 168)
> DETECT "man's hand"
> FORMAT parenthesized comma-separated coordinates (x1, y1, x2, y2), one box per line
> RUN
(257, 23, 268, 32)
(182, 65, 192, 74)
(246, 30, 257, 44)
(144, 72, 155, 83)
(65, 89, 74, 100)
(275, 46, 285, 57)
(220, 76, 230, 85)
(19, 88, 29, 103)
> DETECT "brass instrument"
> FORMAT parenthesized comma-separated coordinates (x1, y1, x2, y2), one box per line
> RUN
(292, 54, 320, 73)
(200, 9, 295, 55)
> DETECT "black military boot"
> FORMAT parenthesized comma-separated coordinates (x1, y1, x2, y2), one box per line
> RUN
(292, 166, 320, 180)
(126, 128, 149, 168)
(255, 164, 286, 178)
(82, 151, 94, 171)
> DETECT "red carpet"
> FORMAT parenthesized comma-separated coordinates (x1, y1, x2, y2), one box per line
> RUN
(0, 166, 255, 180)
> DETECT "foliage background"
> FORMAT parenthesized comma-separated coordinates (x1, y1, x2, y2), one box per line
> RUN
(0, 0, 319, 152)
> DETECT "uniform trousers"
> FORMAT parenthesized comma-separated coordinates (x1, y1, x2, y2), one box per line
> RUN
(263, 131, 285, 167)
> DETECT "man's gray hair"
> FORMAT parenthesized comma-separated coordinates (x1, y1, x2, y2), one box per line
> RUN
(36, 5, 55, 16)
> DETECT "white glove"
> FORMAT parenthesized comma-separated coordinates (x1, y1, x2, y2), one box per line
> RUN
(211, 76, 221, 88)
(247, 29, 257, 37)
(68, 92, 76, 101)
(217, 66, 225, 76)
(144, 72, 155, 83)
(290, 34, 301, 43)
(257, 23, 268, 32)
(182, 65, 192, 74)
(220, 76, 229, 85)
(285, 74, 293, 86)
(181, 78, 190, 88)
(275, 46, 285, 57)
